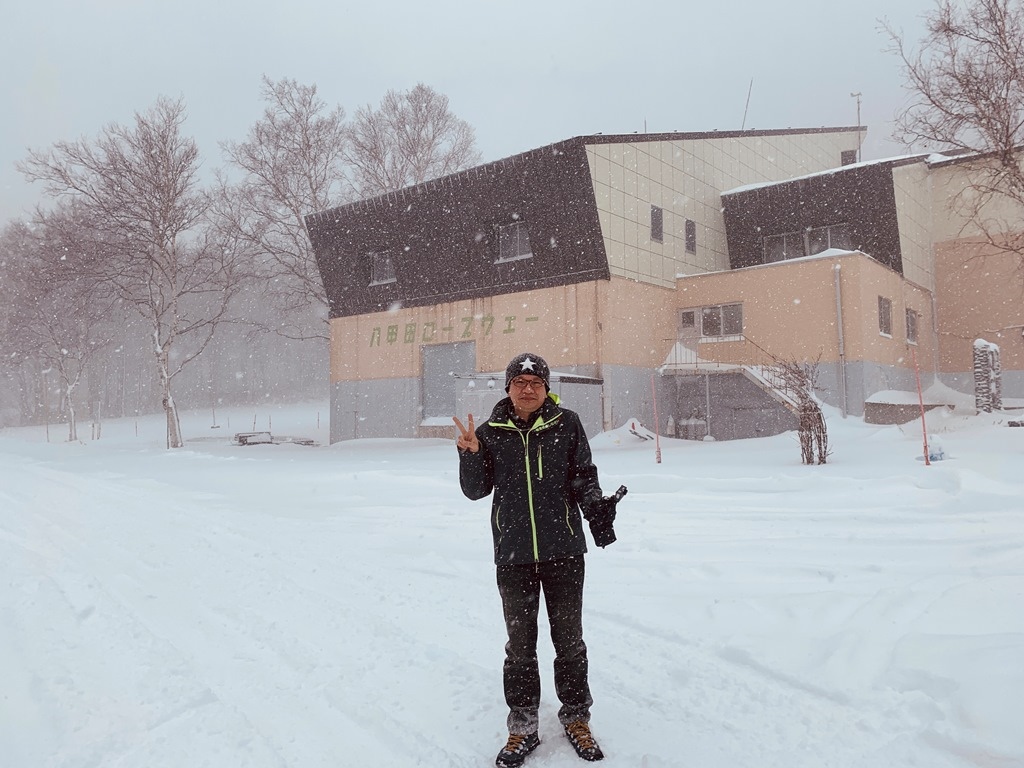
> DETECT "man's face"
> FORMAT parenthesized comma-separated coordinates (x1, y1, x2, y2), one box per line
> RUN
(508, 375, 546, 415)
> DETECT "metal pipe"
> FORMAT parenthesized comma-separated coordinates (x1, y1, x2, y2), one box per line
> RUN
(704, 372, 712, 439)
(834, 263, 849, 417)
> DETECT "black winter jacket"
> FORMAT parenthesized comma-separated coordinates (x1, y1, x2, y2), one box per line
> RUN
(459, 393, 603, 565)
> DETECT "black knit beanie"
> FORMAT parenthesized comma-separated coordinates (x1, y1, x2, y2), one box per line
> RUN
(504, 353, 551, 392)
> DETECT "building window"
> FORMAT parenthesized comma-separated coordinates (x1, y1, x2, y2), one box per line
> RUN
(763, 232, 803, 262)
(906, 308, 919, 344)
(679, 309, 695, 331)
(368, 251, 395, 285)
(701, 303, 743, 338)
(763, 224, 852, 262)
(878, 296, 893, 336)
(651, 205, 664, 243)
(806, 224, 852, 255)
(685, 219, 697, 254)
(495, 221, 533, 263)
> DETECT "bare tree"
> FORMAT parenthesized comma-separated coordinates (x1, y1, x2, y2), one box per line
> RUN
(215, 76, 349, 340)
(885, 0, 1024, 279)
(0, 221, 42, 426)
(0, 206, 121, 440)
(767, 358, 829, 465)
(19, 96, 243, 448)
(347, 82, 481, 198)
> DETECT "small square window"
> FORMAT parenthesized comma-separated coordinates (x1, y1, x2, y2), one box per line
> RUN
(495, 221, 533, 263)
(679, 310, 695, 329)
(701, 306, 721, 337)
(722, 303, 743, 335)
(763, 234, 786, 263)
(685, 219, 697, 254)
(651, 205, 664, 243)
(369, 251, 395, 285)
(763, 231, 804, 262)
(807, 226, 830, 256)
(828, 224, 852, 250)
(878, 296, 893, 336)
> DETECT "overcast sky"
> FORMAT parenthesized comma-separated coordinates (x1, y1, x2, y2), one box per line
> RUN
(1, 0, 938, 223)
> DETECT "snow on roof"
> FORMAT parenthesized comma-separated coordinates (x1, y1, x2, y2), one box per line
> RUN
(722, 153, 932, 196)
(673, 247, 868, 280)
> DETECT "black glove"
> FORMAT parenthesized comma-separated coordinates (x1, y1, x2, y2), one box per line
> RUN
(586, 485, 627, 548)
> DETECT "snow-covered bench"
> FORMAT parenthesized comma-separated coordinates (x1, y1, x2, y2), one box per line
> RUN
(234, 431, 273, 445)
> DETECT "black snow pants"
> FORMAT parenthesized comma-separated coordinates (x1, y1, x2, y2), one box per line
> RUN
(496, 555, 593, 734)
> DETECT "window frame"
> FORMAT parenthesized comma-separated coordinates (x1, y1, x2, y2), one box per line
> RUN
(685, 219, 697, 254)
(878, 296, 893, 337)
(906, 308, 919, 344)
(762, 223, 852, 263)
(368, 250, 396, 286)
(495, 220, 533, 264)
(700, 303, 743, 339)
(651, 205, 664, 243)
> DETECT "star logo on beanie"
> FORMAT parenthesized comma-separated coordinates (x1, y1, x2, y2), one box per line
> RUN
(519, 357, 537, 372)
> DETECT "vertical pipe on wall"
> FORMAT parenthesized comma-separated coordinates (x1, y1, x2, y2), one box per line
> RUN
(704, 372, 712, 439)
(651, 375, 662, 463)
(912, 343, 932, 466)
(833, 263, 849, 418)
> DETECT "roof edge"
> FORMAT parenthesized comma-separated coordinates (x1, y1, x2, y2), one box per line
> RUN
(306, 125, 869, 224)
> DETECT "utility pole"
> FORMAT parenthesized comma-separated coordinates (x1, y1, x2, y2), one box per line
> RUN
(850, 91, 863, 161)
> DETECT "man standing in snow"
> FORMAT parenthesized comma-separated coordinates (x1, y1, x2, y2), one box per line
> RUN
(454, 352, 614, 766)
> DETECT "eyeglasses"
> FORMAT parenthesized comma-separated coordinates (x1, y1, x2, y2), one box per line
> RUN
(510, 377, 545, 391)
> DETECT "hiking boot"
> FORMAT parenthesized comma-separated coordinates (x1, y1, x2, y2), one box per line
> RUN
(564, 720, 604, 761)
(495, 731, 540, 767)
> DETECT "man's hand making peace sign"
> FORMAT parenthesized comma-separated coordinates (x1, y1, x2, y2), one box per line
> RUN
(453, 414, 480, 453)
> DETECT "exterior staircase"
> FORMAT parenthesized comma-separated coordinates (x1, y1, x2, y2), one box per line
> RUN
(660, 339, 804, 414)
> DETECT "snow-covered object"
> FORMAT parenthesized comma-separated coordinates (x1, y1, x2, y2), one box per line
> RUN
(973, 338, 1002, 412)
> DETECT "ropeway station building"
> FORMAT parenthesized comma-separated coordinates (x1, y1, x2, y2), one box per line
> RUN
(306, 126, 1023, 443)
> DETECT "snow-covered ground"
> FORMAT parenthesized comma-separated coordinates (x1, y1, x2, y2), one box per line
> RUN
(2, 401, 1022, 767)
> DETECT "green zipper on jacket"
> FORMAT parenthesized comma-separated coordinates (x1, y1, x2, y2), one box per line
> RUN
(519, 430, 540, 561)
(491, 410, 562, 563)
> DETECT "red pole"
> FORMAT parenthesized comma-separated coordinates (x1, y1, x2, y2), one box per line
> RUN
(651, 375, 662, 464)
(911, 344, 931, 466)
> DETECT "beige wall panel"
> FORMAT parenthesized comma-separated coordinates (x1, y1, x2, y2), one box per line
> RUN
(624, 218, 640, 250)
(892, 162, 935, 291)
(622, 143, 637, 171)
(597, 278, 680, 368)
(328, 284, 608, 383)
(934, 238, 1024, 372)
(842, 257, 935, 370)
(636, 147, 651, 179)
(671, 253, 935, 371)
(930, 158, 1024, 242)
(675, 259, 844, 363)
(624, 244, 639, 276)
(587, 130, 862, 291)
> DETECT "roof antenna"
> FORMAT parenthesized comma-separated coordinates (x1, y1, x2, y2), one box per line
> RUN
(741, 78, 754, 129)
(850, 91, 863, 161)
